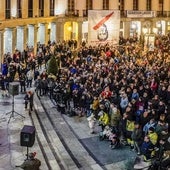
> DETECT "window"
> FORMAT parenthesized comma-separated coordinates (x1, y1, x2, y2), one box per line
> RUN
(146, 0, 151, 10)
(50, 0, 55, 16)
(159, 0, 163, 11)
(28, 0, 33, 17)
(17, 0, 22, 18)
(39, 0, 44, 17)
(5, 0, 11, 19)
(86, 0, 92, 10)
(119, 0, 124, 11)
(68, 0, 75, 11)
(103, 0, 109, 10)
(133, 0, 138, 10)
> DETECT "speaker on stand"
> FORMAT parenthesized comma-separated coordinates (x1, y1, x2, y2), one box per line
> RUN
(6, 82, 25, 123)
(20, 125, 36, 160)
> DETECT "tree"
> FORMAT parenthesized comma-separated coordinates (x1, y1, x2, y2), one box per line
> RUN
(47, 55, 58, 76)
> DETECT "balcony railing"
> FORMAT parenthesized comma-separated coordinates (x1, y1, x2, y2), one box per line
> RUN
(65, 10, 79, 17)
(157, 11, 170, 17)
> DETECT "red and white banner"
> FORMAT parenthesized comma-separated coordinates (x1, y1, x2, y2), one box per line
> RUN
(88, 10, 120, 45)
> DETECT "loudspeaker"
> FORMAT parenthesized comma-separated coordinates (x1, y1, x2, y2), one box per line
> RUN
(9, 82, 19, 96)
(20, 125, 35, 147)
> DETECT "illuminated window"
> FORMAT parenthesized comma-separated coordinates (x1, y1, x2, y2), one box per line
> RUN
(28, 0, 33, 17)
(146, 0, 151, 10)
(50, 0, 55, 16)
(5, 0, 11, 19)
(103, 0, 109, 10)
(17, 0, 22, 18)
(133, 0, 138, 10)
(86, 0, 93, 10)
(39, 0, 44, 17)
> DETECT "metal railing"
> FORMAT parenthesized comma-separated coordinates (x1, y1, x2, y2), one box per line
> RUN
(65, 10, 79, 17)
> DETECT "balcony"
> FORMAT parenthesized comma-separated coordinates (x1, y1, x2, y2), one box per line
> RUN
(65, 10, 79, 17)
(156, 11, 170, 17)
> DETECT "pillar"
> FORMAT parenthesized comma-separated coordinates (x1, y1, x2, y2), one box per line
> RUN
(56, 22, 64, 42)
(78, 22, 83, 46)
(34, 25, 38, 55)
(23, 25, 28, 50)
(22, 0, 28, 18)
(12, 27, 17, 53)
(0, 30, 4, 67)
(124, 21, 131, 39)
(93, 0, 103, 10)
(0, 0, 5, 20)
(124, 0, 133, 10)
(138, 0, 146, 10)
(45, 23, 49, 45)
(109, 0, 119, 10)
(44, 0, 50, 17)
(152, 0, 159, 11)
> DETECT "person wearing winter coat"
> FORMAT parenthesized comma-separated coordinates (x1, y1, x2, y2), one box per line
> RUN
(98, 110, 109, 131)
(143, 118, 157, 135)
(131, 122, 143, 155)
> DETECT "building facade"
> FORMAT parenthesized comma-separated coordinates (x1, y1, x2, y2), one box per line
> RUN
(0, 0, 170, 63)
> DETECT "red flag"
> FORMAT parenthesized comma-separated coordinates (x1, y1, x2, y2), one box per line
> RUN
(93, 11, 114, 30)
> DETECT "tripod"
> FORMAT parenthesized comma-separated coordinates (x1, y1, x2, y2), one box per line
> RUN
(6, 94, 25, 124)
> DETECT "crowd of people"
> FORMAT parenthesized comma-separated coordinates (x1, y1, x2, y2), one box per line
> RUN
(0, 35, 170, 169)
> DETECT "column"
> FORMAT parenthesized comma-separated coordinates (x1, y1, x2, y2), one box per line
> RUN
(33, 0, 39, 17)
(152, 0, 159, 11)
(22, 0, 28, 18)
(109, 0, 119, 10)
(23, 25, 28, 50)
(12, 27, 17, 53)
(124, 0, 133, 10)
(0, 30, 4, 67)
(34, 25, 38, 55)
(44, 0, 50, 17)
(45, 23, 49, 45)
(138, 0, 146, 10)
(93, 0, 103, 10)
(164, 0, 170, 11)
(56, 21, 64, 42)
(78, 22, 83, 47)
(124, 21, 131, 39)
(0, 0, 5, 20)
